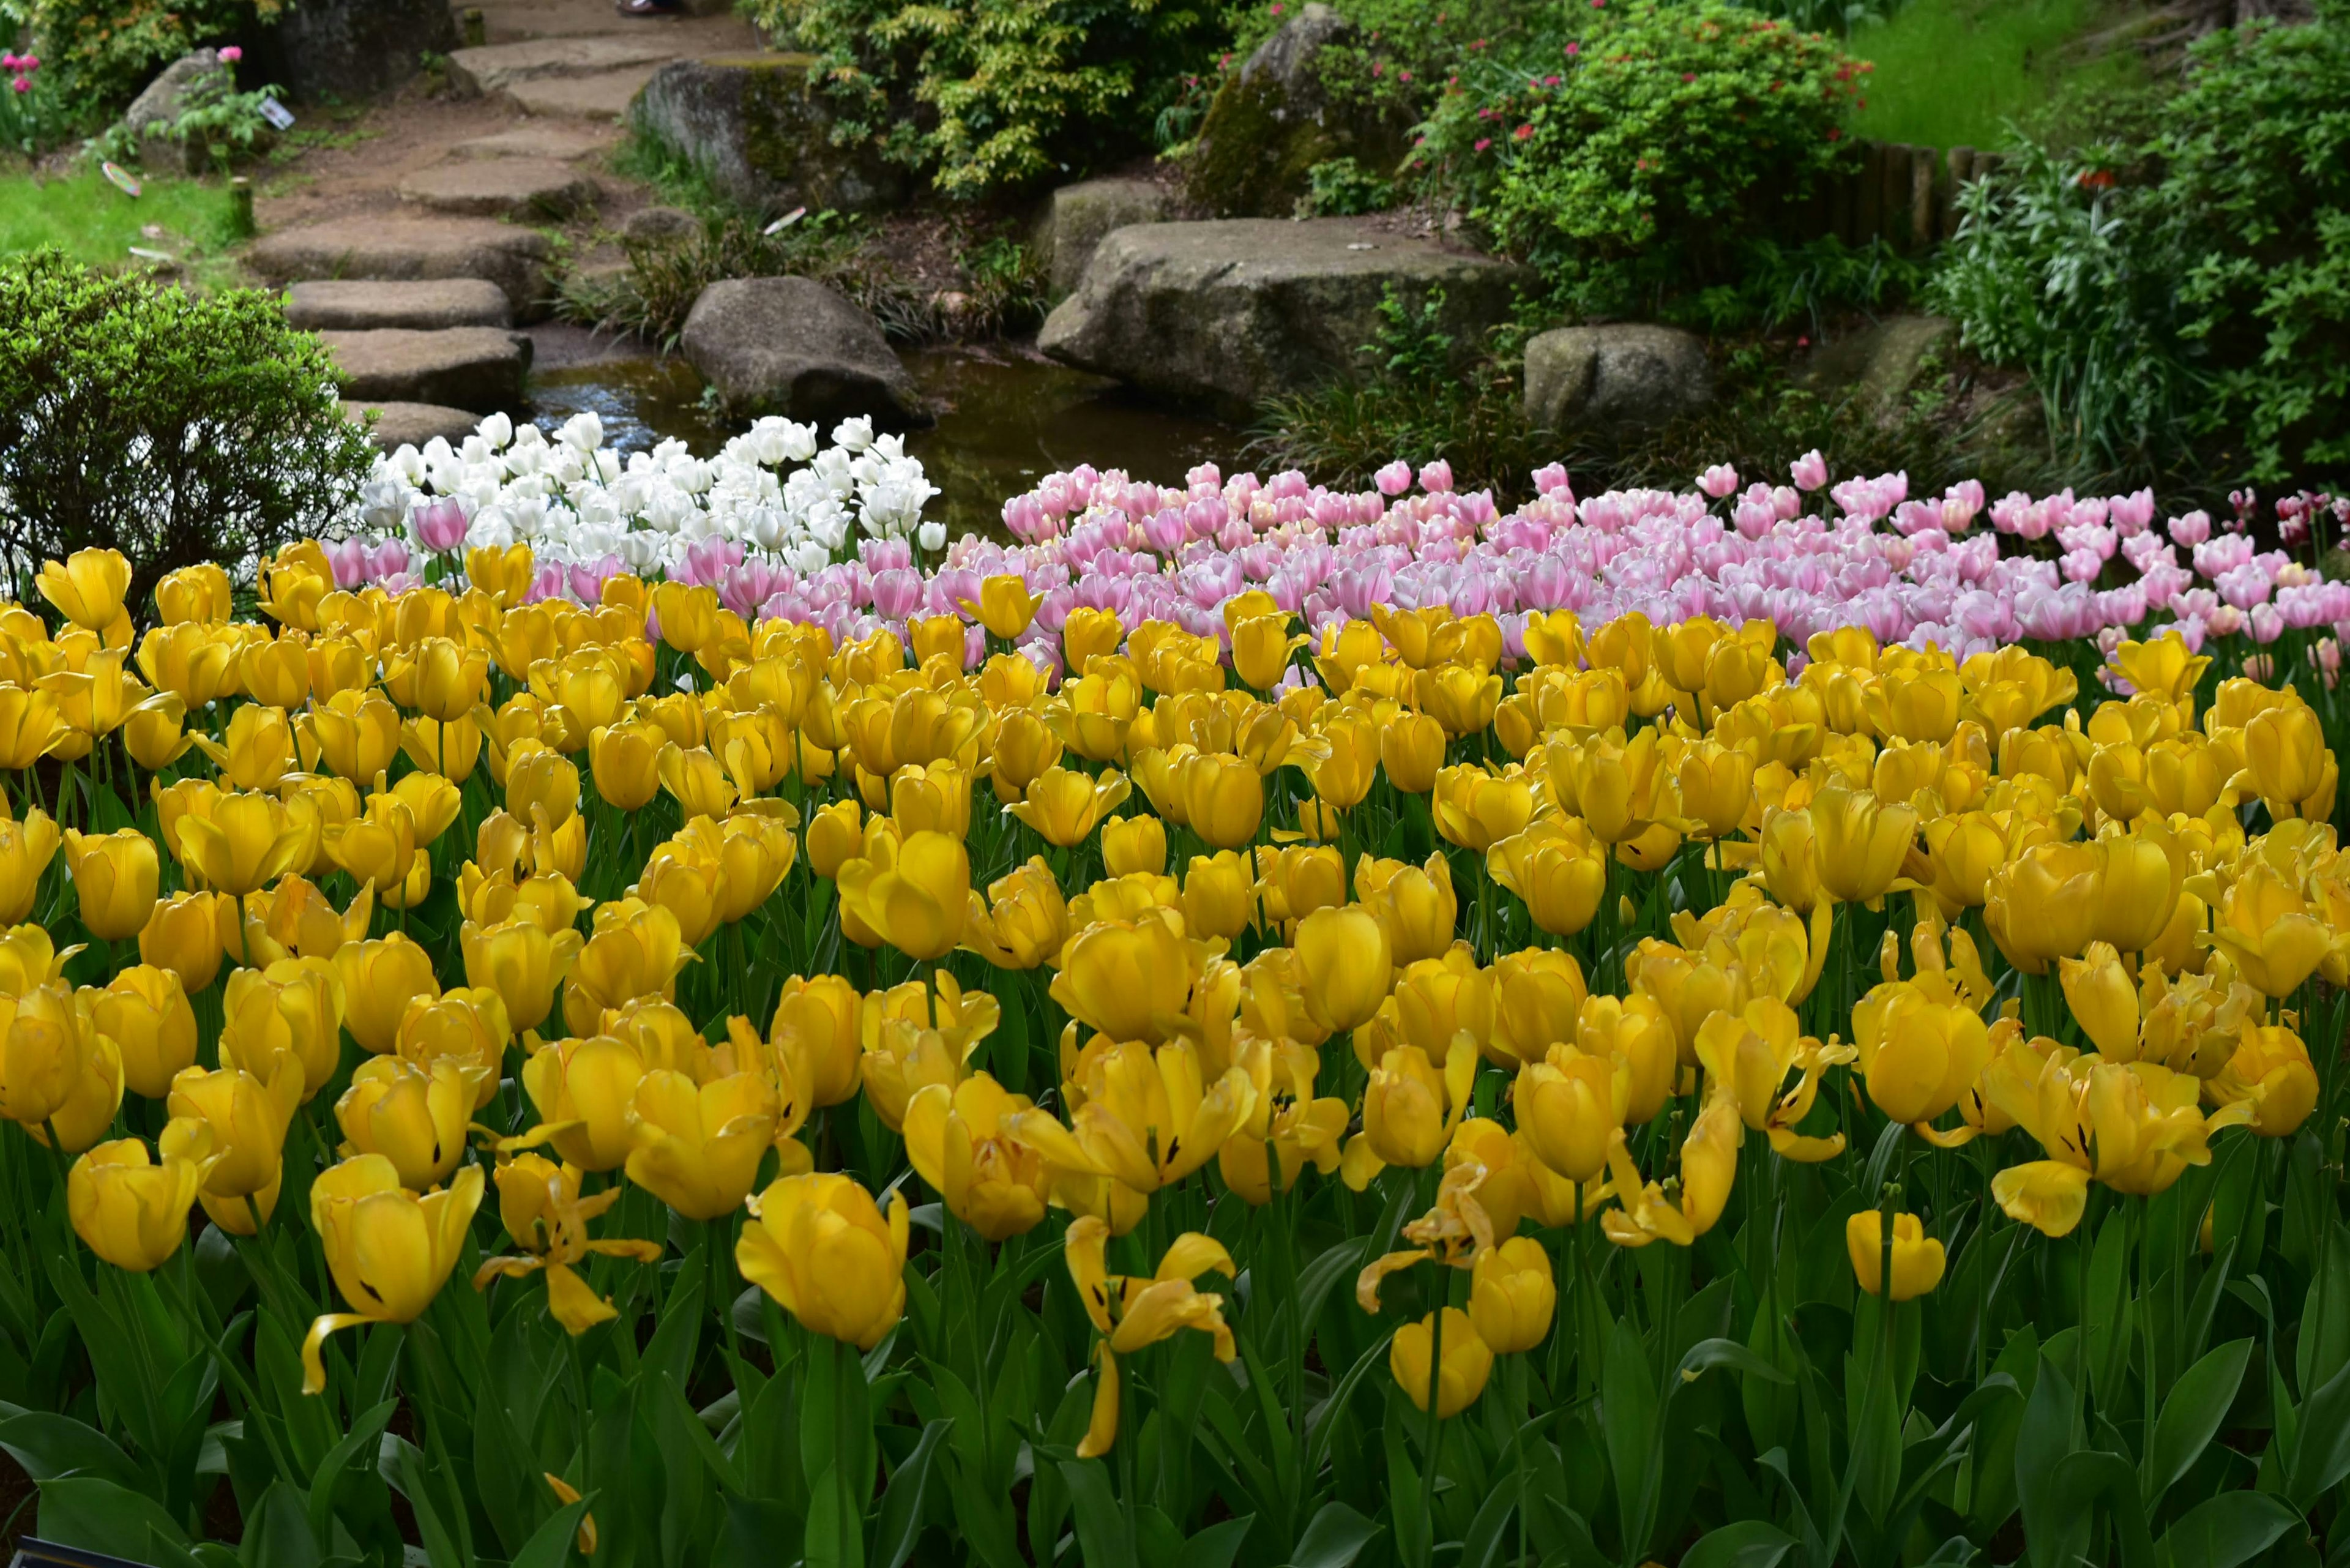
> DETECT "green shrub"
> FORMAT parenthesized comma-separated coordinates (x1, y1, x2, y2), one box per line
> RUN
(24, 0, 279, 123)
(0, 250, 373, 614)
(1415, 1, 1862, 319)
(1300, 155, 1394, 216)
(742, 0, 1234, 197)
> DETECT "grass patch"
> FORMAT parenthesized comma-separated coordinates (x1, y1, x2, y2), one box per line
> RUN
(0, 170, 239, 271)
(1848, 0, 2146, 151)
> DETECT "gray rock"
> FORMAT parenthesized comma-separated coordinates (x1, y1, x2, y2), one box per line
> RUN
(1037, 218, 1529, 420)
(680, 277, 923, 427)
(286, 279, 515, 332)
(259, 0, 460, 102)
(1799, 313, 1953, 422)
(509, 69, 666, 122)
(630, 54, 903, 214)
(346, 401, 483, 450)
(319, 328, 533, 411)
(123, 51, 226, 175)
(1523, 324, 1714, 436)
(247, 218, 555, 323)
(398, 158, 602, 218)
(623, 205, 701, 244)
(454, 125, 619, 162)
(1187, 4, 1409, 217)
(1032, 178, 1174, 297)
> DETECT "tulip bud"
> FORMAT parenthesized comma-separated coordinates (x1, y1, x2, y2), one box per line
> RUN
(1468, 1236, 1556, 1354)
(1391, 1307, 1493, 1416)
(1846, 1211, 1946, 1300)
(61, 826, 157, 943)
(90, 965, 197, 1099)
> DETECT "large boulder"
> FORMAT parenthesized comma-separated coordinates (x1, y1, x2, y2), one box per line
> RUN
(319, 329, 533, 412)
(1032, 178, 1176, 299)
(630, 55, 904, 214)
(257, 0, 459, 101)
(1187, 4, 1409, 217)
(1038, 218, 1529, 420)
(1523, 324, 1714, 437)
(122, 51, 226, 175)
(1797, 313, 1953, 424)
(681, 278, 924, 428)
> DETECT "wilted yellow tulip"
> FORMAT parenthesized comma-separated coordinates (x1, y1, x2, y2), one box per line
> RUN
(90, 965, 196, 1099)
(1062, 1216, 1236, 1454)
(1392, 1307, 1492, 1417)
(737, 1172, 910, 1349)
(303, 1156, 485, 1391)
(1846, 1211, 1946, 1300)
(68, 1137, 202, 1271)
(335, 1057, 477, 1190)
(60, 826, 157, 942)
(472, 1154, 665, 1335)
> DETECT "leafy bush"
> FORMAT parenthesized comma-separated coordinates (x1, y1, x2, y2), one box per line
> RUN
(1300, 154, 1393, 217)
(1676, 233, 1925, 338)
(23, 0, 278, 122)
(1414, 1, 1863, 319)
(0, 250, 373, 613)
(743, 0, 1234, 196)
(0, 48, 75, 156)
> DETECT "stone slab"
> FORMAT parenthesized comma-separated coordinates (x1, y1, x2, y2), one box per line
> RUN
(398, 157, 601, 218)
(321, 327, 532, 411)
(507, 66, 663, 120)
(453, 124, 618, 161)
(247, 218, 554, 322)
(448, 34, 684, 95)
(346, 401, 484, 450)
(285, 278, 515, 332)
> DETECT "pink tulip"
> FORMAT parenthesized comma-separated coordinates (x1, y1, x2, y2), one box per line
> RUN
(414, 498, 468, 553)
(1790, 450, 1828, 492)
(1696, 464, 1738, 499)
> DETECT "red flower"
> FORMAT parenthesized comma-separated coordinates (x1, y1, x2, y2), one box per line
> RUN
(1514, 122, 1532, 140)
(1681, 71, 1695, 81)
(1826, 127, 1841, 141)
(1474, 137, 1493, 152)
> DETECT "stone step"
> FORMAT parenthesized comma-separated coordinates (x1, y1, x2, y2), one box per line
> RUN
(346, 401, 485, 450)
(448, 34, 682, 95)
(247, 217, 554, 322)
(504, 65, 662, 120)
(285, 279, 514, 332)
(321, 327, 533, 411)
(399, 158, 600, 218)
(453, 124, 617, 161)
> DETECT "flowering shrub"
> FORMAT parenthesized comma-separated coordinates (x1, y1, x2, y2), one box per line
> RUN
(0, 47, 70, 155)
(1415, 1, 1863, 317)
(21, 0, 278, 121)
(3, 420, 2350, 1564)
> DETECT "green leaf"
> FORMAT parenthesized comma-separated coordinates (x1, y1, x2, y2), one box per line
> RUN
(1057, 1456, 1133, 1566)
(2144, 1338, 2251, 1507)
(34, 1475, 193, 1558)
(1601, 1318, 1658, 1558)
(0, 1411, 146, 1491)
(510, 1498, 592, 1568)
(241, 1480, 323, 1568)
(2296, 1224, 2350, 1398)
(307, 1400, 395, 1549)
(2017, 1357, 2087, 1568)
(1674, 1337, 1794, 1389)
(2155, 1490, 2300, 1568)
(1677, 1519, 1797, 1568)
(2285, 1353, 2350, 1509)
(1285, 1500, 1379, 1568)
(870, 1417, 950, 1568)
(1173, 1514, 1254, 1568)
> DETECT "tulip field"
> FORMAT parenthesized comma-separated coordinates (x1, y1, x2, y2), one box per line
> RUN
(0, 422, 2348, 1568)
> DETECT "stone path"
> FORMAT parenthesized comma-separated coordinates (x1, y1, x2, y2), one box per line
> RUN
(248, 0, 758, 438)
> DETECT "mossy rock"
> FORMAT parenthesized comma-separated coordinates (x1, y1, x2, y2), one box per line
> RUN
(631, 54, 905, 215)
(1187, 3, 1408, 217)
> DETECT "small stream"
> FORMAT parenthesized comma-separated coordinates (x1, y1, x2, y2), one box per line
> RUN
(525, 345, 1239, 540)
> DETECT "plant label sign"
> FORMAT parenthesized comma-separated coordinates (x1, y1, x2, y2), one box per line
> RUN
(259, 97, 297, 132)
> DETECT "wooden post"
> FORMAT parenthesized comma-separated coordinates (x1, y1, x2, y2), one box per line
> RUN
(1909, 145, 1936, 253)
(461, 7, 486, 47)
(1879, 141, 1912, 248)
(1942, 146, 1975, 241)
(227, 176, 255, 239)
(1855, 140, 1884, 248)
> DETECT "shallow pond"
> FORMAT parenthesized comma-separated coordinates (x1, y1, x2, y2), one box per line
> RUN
(525, 346, 1239, 540)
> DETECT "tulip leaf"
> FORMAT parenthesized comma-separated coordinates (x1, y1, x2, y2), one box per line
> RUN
(1287, 1499, 1380, 1568)
(1174, 1514, 1255, 1568)
(2154, 1489, 2300, 1568)
(1601, 1318, 1658, 1558)
(398, 1433, 476, 1568)
(1676, 1518, 1797, 1568)
(2145, 1338, 2251, 1508)
(2086, 1213, 2135, 1414)
(1381, 1392, 1428, 1568)
(2016, 1358, 2086, 1568)
(1676, 1337, 1796, 1390)
(642, 1267, 704, 1402)
(870, 1415, 950, 1568)
(2296, 1224, 2350, 1400)
(32, 1474, 193, 1558)
(1057, 1455, 1133, 1566)
(661, 1370, 747, 1498)
(2285, 1353, 2350, 1509)
(509, 1497, 592, 1568)
(241, 1479, 323, 1568)
(305, 1399, 395, 1548)
(0, 1409, 146, 1492)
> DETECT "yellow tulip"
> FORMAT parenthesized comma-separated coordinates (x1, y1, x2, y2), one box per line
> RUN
(1100, 813, 1167, 878)
(191, 703, 297, 791)
(1174, 752, 1260, 849)
(587, 719, 666, 810)
(737, 1172, 910, 1349)
(68, 1137, 201, 1271)
(154, 563, 231, 625)
(630, 834, 726, 947)
(1391, 1307, 1492, 1417)
(240, 874, 371, 968)
(626, 1068, 778, 1219)
(1487, 818, 1606, 938)
(60, 826, 157, 942)
(1846, 1211, 1946, 1300)
(989, 708, 1065, 802)
(307, 689, 403, 782)
(2200, 861, 2335, 997)
(1851, 982, 1993, 1126)
(167, 1059, 302, 1206)
(0, 685, 64, 769)
(1217, 1037, 1349, 1203)
(1062, 1215, 1237, 1454)
(0, 980, 99, 1131)
(90, 965, 197, 1099)
(335, 1057, 478, 1190)
(1468, 1236, 1556, 1354)
(1488, 949, 1586, 1067)
(961, 574, 1041, 640)
(332, 933, 441, 1056)
(1255, 843, 1345, 931)
(1292, 904, 1392, 1034)
(2243, 699, 2335, 819)
(177, 790, 319, 897)
(518, 1034, 646, 1172)
(472, 1154, 665, 1335)
(220, 958, 346, 1103)
(1172, 852, 1251, 943)
(396, 988, 512, 1110)
(37, 548, 131, 632)
(303, 1157, 486, 1392)
(1007, 765, 1130, 848)
(561, 901, 695, 1036)
(963, 857, 1069, 970)
(1359, 1036, 1477, 1173)
(0, 808, 58, 926)
(1983, 842, 2103, 974)
(835, 829, 969, 961)
(1431, 764, 1536, 853)
(903, 1073, 1052, 1240)
(767, 973, 865, 1108)
(1810, 783, 1916, 905)
(461, 917, 584, 1036)
(2208, 1024, 2319, 1138)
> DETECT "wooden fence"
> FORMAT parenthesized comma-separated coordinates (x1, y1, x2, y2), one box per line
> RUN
(1794, 141, 2004, 254)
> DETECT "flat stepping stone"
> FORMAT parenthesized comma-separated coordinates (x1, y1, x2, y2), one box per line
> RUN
(399, 158, 600, 218)
(319, 327, 532, 412)
(285, 278, 513, 331)
(345, 401, 483, 449)
(505, 66, 662, 120)
(247, 217, 553, 321)
(454, 124, 616, 161)
(449, 35, 682, 95)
